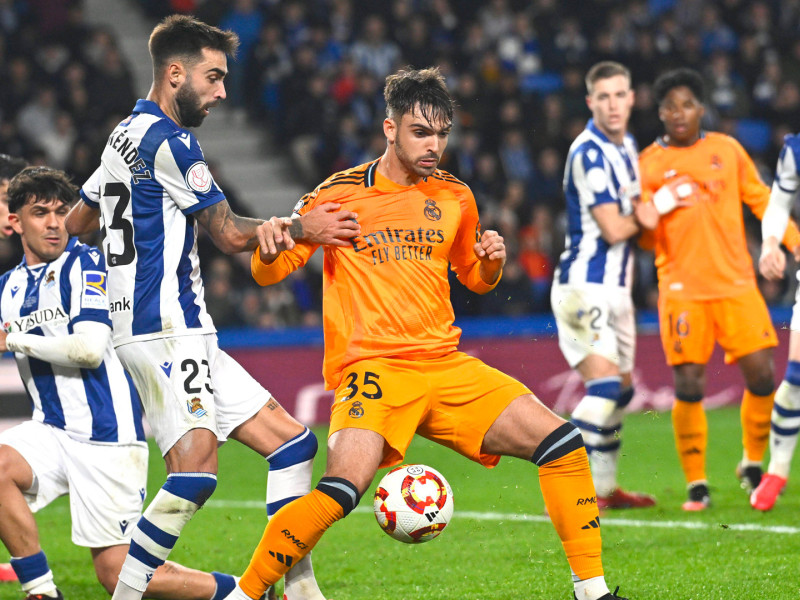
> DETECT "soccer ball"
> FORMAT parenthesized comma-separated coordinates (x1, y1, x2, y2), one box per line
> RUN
(373, 464, 454, 544)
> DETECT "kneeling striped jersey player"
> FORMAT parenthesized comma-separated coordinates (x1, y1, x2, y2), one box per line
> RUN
(0, 166, 244, 600)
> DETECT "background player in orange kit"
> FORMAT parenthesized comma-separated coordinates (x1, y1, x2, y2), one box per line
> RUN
(639, 67, 800, 510)
(226, 67, 628, 600)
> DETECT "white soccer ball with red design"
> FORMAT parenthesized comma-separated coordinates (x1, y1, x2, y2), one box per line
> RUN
(373, 464, 454, 543)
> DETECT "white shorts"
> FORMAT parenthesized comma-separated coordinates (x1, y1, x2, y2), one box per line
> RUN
(0, 421, 147, 548)
(115, 334, 270, 455)
(551, 282, 636, 373)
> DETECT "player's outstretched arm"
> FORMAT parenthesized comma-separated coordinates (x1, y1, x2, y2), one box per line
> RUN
(195, 199, 266, 254)
(289, 202, 360, 247)
(1, 321, 110, 369)
(65, 200, 101, 236)
(473, 229, 506, 285)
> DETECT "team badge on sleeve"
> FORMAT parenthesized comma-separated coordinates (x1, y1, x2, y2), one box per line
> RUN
(82, 271, 109, 309)
(186, 161, 213, 193)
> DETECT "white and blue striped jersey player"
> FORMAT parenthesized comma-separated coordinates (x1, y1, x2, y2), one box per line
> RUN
(79, 99, 320, 596)
(80, 99, 219, 347)
(0, 237, 148, 549)
(551, 118, 640, 373)
(0, 238, 144, 444)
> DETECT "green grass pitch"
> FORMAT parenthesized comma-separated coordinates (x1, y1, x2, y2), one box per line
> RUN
(2, 406, 799, 599)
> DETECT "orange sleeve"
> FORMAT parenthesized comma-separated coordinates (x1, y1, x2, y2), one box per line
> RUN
(250, 188, 323, 286)
(734, 140, 800, 251)
(449, 188, 500, 294)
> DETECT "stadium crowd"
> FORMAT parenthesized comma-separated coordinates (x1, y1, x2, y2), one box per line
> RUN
(2, 0, 800, 326)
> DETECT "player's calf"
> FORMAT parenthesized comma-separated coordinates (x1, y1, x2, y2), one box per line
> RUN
(115, 473, 217, 597)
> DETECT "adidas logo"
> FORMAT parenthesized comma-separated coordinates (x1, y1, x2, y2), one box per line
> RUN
(424, 510, 440, 522)
(581, 517, 601, 530)
(268, 550, 294, 567)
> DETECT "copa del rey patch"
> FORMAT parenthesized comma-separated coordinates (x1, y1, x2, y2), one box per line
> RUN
(186, 161, 213, 193)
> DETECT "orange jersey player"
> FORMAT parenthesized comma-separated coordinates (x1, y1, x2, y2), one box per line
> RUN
(229, 67, 629, 600)
(639, 67, 800, 511)
(254, 159, 492, 389)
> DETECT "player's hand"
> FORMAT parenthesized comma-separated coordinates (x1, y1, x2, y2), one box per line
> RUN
(633, 199, 659, 230)
(474, 229, 505, 284)
(653, 175, 697, 215)
(297, 203, 360, 247)
(759, 236, 786, 281)
(0, 330, 8, 353)
(257, 216, 295, 263)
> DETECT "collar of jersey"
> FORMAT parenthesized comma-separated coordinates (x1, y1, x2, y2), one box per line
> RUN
(657, 130, 707, 148)
(133, 99, 172, 123)
(373, 166, 427, 192)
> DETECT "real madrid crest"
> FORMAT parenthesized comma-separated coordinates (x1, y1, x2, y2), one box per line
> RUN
(424, 198, 441, 221)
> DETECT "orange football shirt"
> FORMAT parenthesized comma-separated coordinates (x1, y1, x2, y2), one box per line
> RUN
(251, 160, 498, 389)
(639, 132, 800, 300)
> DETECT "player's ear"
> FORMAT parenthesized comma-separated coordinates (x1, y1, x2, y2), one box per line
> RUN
(8, 212, 22, 236)
(383, 118, 396, 144)
(167, 61, 185, 88)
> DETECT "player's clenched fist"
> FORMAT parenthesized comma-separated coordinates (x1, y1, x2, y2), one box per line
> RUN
(257, 216, 295, 263)
(759, 236, 786, 281)
(474, 229, 505, 284)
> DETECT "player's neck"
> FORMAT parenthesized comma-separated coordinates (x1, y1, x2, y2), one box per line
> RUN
(595, 124, 625, 146)
(147, 85, 184, 128)
(377, 151, 422, 187)
(663, 133, 700, 148)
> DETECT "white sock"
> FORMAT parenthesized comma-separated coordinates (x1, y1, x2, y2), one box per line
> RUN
(768, 380, 800, 478)
(112, 578, 145, 600)
(573, 574, 610, 599)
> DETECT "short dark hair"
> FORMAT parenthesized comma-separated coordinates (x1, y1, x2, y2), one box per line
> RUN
(585, 61, 631, 94)
(7, 167, 77, 213)
(0, 154, 28, 183)
(148, 14, 239, 74)
(384, 66, 454, 126)
(653, 68, 705, 105)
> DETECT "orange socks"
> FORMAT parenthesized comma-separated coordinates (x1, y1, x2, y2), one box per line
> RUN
(534, 424, 603, 581)
(239, 483, 352, 599)
(741, 389, 774, 463)
(672, 399, 707, 484)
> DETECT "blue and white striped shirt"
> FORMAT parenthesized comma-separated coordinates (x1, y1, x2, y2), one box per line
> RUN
(774, 134, 800, 196)
(555, 119, 640, 289)
(0, 239, 145, 444)
(81, 99, 223, 346)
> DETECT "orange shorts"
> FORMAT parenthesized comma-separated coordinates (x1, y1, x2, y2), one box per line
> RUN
(658, 287, 777, 366)
(330, 352, 531, 469)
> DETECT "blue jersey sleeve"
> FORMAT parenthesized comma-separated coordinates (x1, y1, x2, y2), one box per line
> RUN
(153, 130, 226, 215)
(65, 246, 113, 329)
(774, 135, 800, 194)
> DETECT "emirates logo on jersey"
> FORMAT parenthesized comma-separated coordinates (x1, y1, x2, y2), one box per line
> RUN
(424, 198, 441, 221)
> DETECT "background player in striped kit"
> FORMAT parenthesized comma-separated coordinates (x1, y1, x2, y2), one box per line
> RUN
(552, 61, 658, 510)
(0, 166, 247, 600)
(65, 15, 360, 600)
(639, 68, 800, 510)
(754, 133, 800, 511)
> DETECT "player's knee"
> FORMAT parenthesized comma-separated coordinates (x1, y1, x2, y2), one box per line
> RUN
(674, 376, 704, 400)
(163, 472, 217, 507)
(747, 379, 775, 397)
(315, 477, 361, 517)
(0, 446, 29, 488)
(531, 422, 585, 466)
(267, 427, 318, 468)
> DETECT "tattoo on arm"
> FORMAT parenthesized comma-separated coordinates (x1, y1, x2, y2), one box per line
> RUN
(195, 200, 263, 253)
(266, 399, 279, 411)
